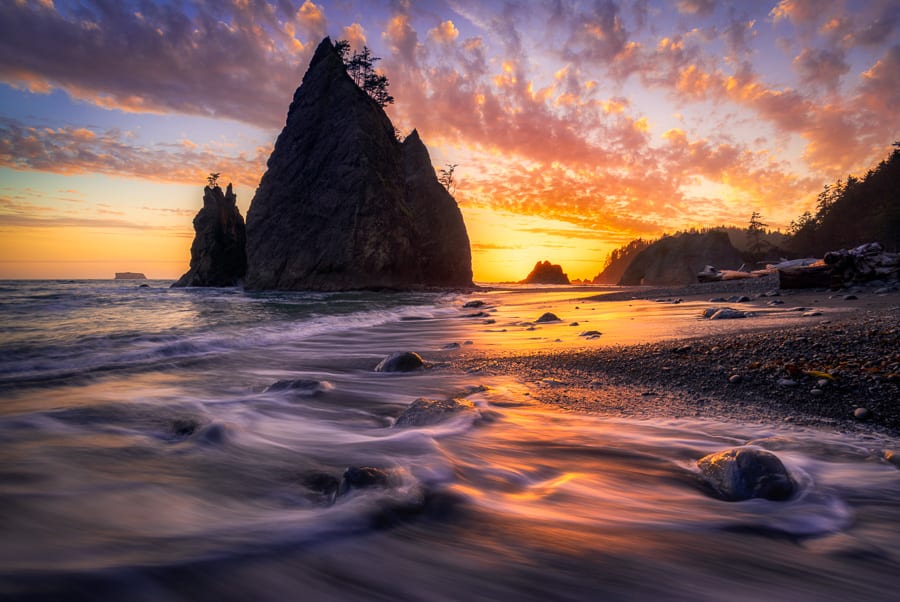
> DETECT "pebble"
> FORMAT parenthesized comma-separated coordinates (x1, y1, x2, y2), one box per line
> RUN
(801, 310, 823, 317)
(729, 374, 743, 384)
(569, 322, 580, 326)
(844, 295, 858, 300)
(777, 378, 798, 387)
(810, 388, 823, 396)
(854, 407, 872, 421)
(817, 378, 830, 388)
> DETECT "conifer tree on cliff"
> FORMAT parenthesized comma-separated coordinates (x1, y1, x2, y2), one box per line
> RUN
(335, 40, 394, 107)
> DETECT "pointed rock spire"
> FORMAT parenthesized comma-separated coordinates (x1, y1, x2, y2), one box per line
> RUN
(244, 38, 472, 290)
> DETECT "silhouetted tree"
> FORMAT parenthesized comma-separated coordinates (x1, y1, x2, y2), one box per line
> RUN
(207, 172, 221, 188)
(747, 211, 768, 260)
(438, 163, 457, 193)
(337, 42, 394, 107)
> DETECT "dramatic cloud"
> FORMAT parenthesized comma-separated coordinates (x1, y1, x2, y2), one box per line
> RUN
(0, 0, 322, 127)
(0, 119, 267, 186)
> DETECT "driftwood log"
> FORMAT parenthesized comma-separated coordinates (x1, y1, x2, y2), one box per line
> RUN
(779, 242, 899, 289)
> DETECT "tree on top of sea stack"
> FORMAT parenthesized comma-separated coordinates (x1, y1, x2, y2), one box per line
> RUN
(244, 37, 472, 291)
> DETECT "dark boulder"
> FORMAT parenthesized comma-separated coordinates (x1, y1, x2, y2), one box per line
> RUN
(535, 312, 562, 323)
(374, 351, 425, 372)
(244, 38, 472, 291)
(619, 231, 743, 286)
(697, 447, 796, 501)
(394, 397, 475, 427)
(521, 260, 570, 284)
(172, 184, 247, 287)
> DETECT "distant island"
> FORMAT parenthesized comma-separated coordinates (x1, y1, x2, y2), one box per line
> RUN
(115, 272, 146, 280)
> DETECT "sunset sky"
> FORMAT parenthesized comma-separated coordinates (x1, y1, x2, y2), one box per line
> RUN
(1, 0, 898, 282)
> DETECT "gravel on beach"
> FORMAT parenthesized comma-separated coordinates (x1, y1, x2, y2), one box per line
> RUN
(455, 283, 900, 435)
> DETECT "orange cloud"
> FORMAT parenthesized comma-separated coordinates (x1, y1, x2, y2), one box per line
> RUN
(0, 121, 266, 187)
(429, 20, 459, 44)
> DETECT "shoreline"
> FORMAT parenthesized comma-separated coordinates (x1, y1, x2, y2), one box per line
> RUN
(451, 280, 900, 435)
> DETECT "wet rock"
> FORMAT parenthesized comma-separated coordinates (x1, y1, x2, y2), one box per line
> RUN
(463, 300, 485, 308)
(844, 294, 858, 300)
(767, 299, 785, 305)
(375, 351, 425, 372)
(394, 397, 476, 427)
(802, 310, 823, 317)
(702, 307, 745, 320)
(338, 466, 392, 496)
(728, 374, 743, 384)
(710, 297, 728, 302)
(264, 378, 330, 394)
(170, 418, 201, 439)
(853, 407, 872, 421)
(196, 422, 233, 445)
(884, 451, 900, 468)
(535, 312, 562, 323)
(697, 447, 796, 501)
(579, 330, 602, 338)
(569, 322, 580, 326)
(777, 378, 798, 387)
(442, 342, 461, 350)
(810, 388, 823, 396)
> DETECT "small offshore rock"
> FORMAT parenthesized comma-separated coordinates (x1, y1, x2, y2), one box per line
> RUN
(579, 330, 602, 338)
(463, 300, 485, 308)
(569, 322, 580, 326)
(853, 407, 872, 421)
(728, 374, 743, 384)
(395, 397, 476, 428)
(535, 312, 562, 323)
(697, 447, 796, 501)
(375, 351, 425, 372)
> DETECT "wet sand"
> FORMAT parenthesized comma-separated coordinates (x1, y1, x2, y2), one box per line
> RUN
(451, 279, 900, 435)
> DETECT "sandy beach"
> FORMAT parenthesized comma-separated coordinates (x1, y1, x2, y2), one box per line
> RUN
(451, 277, 900, 435)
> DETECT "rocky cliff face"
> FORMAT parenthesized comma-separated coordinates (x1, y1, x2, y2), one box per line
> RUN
(521, 260, 570, 284)
(618, 231, 743, 286)
(244, 37, 472, 291)
(172, 184, 247, 287)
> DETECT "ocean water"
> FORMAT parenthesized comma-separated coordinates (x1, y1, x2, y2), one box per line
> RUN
(1, 280, 899, 601)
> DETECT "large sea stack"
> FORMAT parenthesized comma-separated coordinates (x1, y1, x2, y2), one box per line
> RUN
(244, 38, 472, 291)
(618, 231, 743, 286)
(172, 183, 247, 287)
